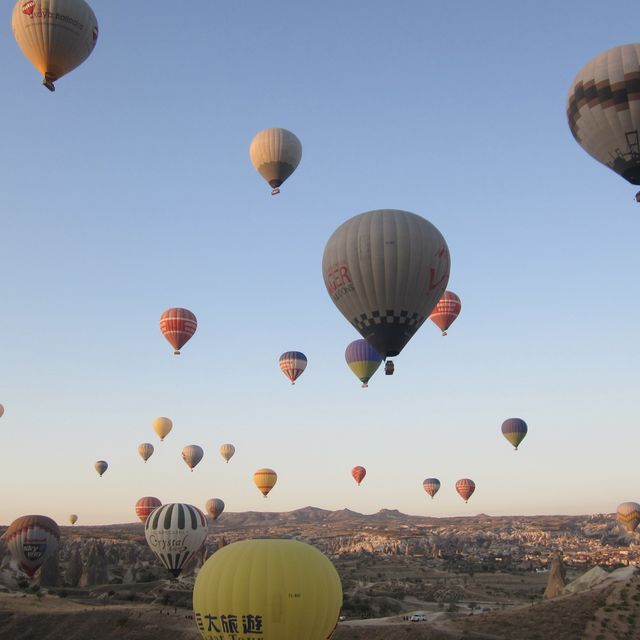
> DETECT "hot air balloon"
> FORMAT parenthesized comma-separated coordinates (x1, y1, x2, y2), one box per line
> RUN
(182, 445, 204, 472)
(138, 442, 154, 463)
(219, 443, 235, 463)
(12, 0, 98, 91)
(617, 502, 640, 533)
(193, 539, 342, 640)
(254, 468, 277, 497)
(2, 515, 60, 577)
(422, 478, 441, 499)
(68, 514, 78, 525)
(159, 308, 197, 355)
(249, 128, 302, 195)
(135, 496, 162, 524)
(501, 418, 528, 451)
(94, 460, 108, 477)
(429, 291, 461, 336)
(568, 44, 640, 200)
(456, 479, 475, 503)
(153, 416, 173, 441)
(0, 404, 4, 417)
(323, 210, 450, 371)
(144, 503, 208, 577)
(345, 339, 382, 387)
(279, 351, 307, 384)
(205, 498, 225, 520)
(351, 466, 366, 486)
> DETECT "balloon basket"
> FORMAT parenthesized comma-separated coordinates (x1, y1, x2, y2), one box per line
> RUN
(271, 188, 281, 195)
(174, 350, 180, 355)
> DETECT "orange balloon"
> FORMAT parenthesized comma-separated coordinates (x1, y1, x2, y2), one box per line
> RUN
(254, 468, 277, 497)
(351, 466, 366, 486)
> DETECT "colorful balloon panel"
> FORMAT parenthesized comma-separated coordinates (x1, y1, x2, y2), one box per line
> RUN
(323, 209, 450, 359)
(455, 478, 475, 503)
(254, 468, 277, 497)
(351, 466, 366, 486)
(345, 339, 382, 387)
(617, 502, 640, 533)
(205, 498, 225, 520)
(3, 515, 60, 577)
(501, 418, 528, 450)
(193, 539, 342, 640)
(159, 307, 197, 354)
(279, 351, 307, 384)
(250, 128, 302, 194)
(135, 496, 162, 523)
(422, 478, 441, 498)
(429, 291, 461, 335)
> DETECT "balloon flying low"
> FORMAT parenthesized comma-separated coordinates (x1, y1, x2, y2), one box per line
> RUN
(617, 502, 640, 533)
(254, 468, 277, 497)
(94, 460, 108, 477)
(159, 307, 197, 355)
(422, 478, 441, 499)
(345, 339, 382, 387)
(455, 478, 476, 503)
(144, 503, 208, 577)
(138, 442, 154, 462)
(68, 514, 78, 525)
(250, 128, 302, 195)
(501, 418, 528, 450)
(205, 498, 225, 520)
(279, 351, 307, 384)
(3, 515, 60, 577)
(182, 445, 204, 472)
(12, 0, 99, 91)
(153, 416, 173, 441)
(219, 443, 235, 463)
(351, 465, 366, 486)
(429, 291, 461, 336)
(135, 496, 162, 523)
(193, 539, 342, 640)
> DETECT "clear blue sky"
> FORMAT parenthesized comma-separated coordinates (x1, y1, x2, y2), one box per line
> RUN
(1, 1, 639, 524)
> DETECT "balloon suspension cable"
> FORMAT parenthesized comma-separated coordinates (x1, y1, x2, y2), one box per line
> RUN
(42, 79, 55, 92)
(271, 187, 281, 195)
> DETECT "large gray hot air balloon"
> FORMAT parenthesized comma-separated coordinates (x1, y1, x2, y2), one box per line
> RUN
(182, 444, 204, 472)
(322, 209, 450, 366)
(249, 128, 302, 195)
(567, 44, 640, 198)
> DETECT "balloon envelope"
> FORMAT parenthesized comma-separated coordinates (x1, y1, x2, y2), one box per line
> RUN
(0, 404, 4, 417)
(501, 418, 528, 450)
(182, 445, 204, 471)
(455, 479, 476, 503)
(68, 514, 78, 525)
(193, 539, 342, 640)
(138, 442, 154, 462)
(429, 291, 461, 336)
(568, 44, 640, 186)
(323, 209, 450, 359)
(422, 478, 441, 498)
(159, 308, 197, 354)
(219, 443, 235, 463)
(254, 468, 277, 497)
(135, 496, 162, 524)
(351, 466, 366, 486)
(3, 515, 60, 577)
(617, 502, 640, 533)
(153, 416, 173, 441)
(205, 498, 225, 520)
(94, 460, 108, 476)
(345, 339, 382, 387)
(279, 351, 307, 384)
(250, 128, 302, 194)
(12, 0, 98, 90)
(144, 503, 208, 577)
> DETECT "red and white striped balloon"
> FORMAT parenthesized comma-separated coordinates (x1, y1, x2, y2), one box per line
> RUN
(159, 308, 197, 355)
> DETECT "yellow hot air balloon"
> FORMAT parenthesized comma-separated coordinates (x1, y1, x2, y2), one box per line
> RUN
(250, 128, 302, 195)
(68, 514, 78, 525)
(219, 443, 235, 463)
(153, 417, 173, 441)
(193, 539, 342, 640)
(12, 0, 99, 91)
(253, 468, 277, 497)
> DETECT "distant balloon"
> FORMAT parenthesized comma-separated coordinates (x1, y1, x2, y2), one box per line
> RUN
(568, 44, 640, 198)
(205, 498, 225, 520)
(219, 443, 235, 463)
(323, 209, 450, 364)
(456, 479, 476, 503)
(422, 478, 441, 499)
(254, 468, 277, 497)
(617, 502, 640, 533)
(193, 539, 342, 640)
(153, 417, 173, 441)
(144, 503, 208, 577)
(351, 466, 366, 486)
(182, 445, 204, 472)
(135, 496, 162, 524)
(0, 404, 4, 417)
(138, 442, 154, 463)
(68, 514, 78, 525)
(94, 460, 108, 477)
(501, 418, 528, 451)
(345, 339, 382, 387)
(3, 515, 60, 577)
(429, 291, 461, 336)
(279, 351, 307, 385)
(159, 307, 197, 355)
(12, 0, 99, 91)
(250, 128, 302, 195)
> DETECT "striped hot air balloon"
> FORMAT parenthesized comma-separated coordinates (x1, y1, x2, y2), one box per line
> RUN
(455, 479, 476, 503)
(254, 468, 277, 497)
(94, 460, 108, 477)
(617, 502, 640, 533)
(205, 498, 225, 520)
(153, 417, 173, 441)
(422, 478, 441, 499)
(219, 443, 235, 463)
(182, 445, 204, 472)
(351, 466, 366, 486)
(144, 503, 208, 577)
(345, 339, 382, 388)
(279, 351, 307, 385)
(250, 128, 302, 195)
(135, 496, 162, 523)
(429, 291, 461, 336)
(3, 515, 60, 577)
(501, 418, 528, 450)
(138, 442, 154, 463)
(12, 0, 99, 91)
(159, 308, 197, 355)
